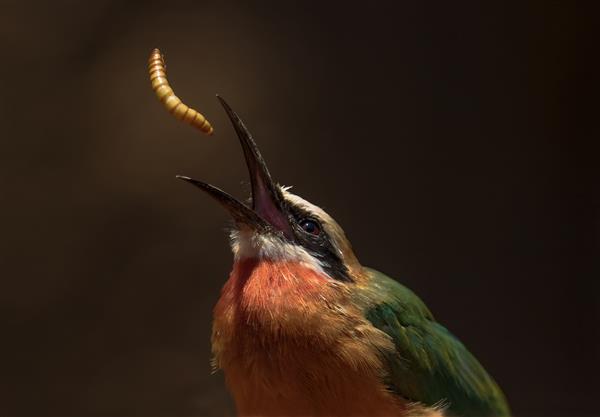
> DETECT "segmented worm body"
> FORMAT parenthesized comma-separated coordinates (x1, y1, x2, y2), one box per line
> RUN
(148, 48, 214, 135)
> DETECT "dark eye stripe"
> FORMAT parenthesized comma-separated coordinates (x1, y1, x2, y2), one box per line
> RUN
(287, 206, 353, 283)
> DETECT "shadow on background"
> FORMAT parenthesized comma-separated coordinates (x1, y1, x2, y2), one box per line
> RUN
(0, 1, 598, 416)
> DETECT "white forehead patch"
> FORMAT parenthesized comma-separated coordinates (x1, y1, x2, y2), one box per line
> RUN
(281, 190, 333, 224)
(281, 190, 346, 260)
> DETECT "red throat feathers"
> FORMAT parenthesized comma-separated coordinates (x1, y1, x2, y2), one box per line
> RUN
(210, 259, 423, 417)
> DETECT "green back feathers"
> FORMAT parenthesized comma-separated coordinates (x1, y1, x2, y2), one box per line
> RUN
(358, 268, 510, 417)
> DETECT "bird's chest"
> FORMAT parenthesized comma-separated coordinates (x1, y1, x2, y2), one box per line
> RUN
(210, 259, 411, 416)
(214, 328, 407, 417)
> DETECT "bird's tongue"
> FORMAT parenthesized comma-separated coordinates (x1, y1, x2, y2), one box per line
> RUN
(252, 179, 290, 234)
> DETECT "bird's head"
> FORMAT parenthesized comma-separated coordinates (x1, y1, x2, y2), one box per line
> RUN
(179, 97, 369, 337)
(179, 97, 363, 281)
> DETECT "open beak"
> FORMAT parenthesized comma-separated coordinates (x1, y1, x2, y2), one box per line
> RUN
(177, 96, 292, 237)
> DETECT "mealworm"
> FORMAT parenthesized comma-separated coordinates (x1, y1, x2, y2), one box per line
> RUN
(148, 48, 214, 135)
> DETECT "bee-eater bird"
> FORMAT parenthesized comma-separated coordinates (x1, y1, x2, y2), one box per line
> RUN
(176, 97, 510, 417)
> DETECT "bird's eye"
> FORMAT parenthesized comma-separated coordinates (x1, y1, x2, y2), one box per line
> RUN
(300, 219, 321, 236)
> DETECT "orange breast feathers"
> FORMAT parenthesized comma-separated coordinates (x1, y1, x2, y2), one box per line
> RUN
(216, 258, 330, 322)
(209, 259, 434, 417)
(213, 258, 347, 345)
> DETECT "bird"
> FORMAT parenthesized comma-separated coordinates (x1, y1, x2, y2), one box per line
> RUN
(176, 96, 511, 417)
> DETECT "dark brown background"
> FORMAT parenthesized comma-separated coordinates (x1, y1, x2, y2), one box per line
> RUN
(1, 1, 598, 416)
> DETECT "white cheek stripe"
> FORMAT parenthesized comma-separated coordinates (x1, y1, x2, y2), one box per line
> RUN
(230, 229, 328, 277)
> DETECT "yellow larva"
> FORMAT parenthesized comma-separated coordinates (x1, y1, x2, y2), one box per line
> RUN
(148, 48, 213, 135)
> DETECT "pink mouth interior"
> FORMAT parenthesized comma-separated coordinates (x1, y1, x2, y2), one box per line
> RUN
(253, 180, 292, 237)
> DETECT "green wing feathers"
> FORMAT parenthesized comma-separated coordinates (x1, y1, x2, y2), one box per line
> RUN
(360, 268, 510, 417)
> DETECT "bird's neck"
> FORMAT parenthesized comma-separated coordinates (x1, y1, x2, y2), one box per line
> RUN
(210, 257, 418, 417)
(214, 257, 331, 333)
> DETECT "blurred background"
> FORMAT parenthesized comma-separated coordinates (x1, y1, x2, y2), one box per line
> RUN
(0, 1, 598, 416)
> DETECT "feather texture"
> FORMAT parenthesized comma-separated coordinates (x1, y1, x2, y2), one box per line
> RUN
(358, 268, 511, 417)
(212, 259, 413, 416)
